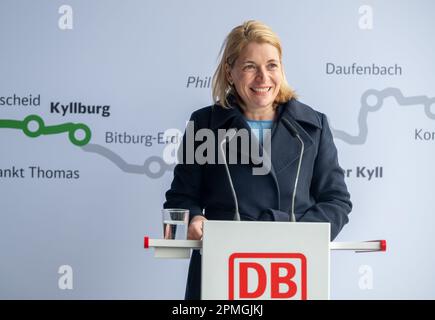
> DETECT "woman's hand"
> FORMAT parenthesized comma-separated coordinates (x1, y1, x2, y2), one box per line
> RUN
(187, 215, 207, 240)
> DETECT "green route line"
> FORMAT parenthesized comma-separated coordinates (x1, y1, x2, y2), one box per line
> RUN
(0, 114, 92, 146)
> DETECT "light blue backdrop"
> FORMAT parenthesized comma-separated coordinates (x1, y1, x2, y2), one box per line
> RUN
(1, 0, 434, 299)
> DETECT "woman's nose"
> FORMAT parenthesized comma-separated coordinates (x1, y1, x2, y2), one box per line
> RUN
(255, 66, 267, 81)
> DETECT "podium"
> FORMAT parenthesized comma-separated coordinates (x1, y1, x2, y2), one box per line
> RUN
(145, 221, 386, 300)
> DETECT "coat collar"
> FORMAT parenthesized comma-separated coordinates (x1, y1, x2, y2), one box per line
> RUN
(210, 97, 322, 174)
(281, 98, 322, 129)
(210, 97, 322, 131)
(210, 98, 245, 130)
(209, 97, 323, 211)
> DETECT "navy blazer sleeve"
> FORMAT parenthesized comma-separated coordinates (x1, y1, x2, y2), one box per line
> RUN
(298, 114, 351, 239)
(163, 111, 204, 222)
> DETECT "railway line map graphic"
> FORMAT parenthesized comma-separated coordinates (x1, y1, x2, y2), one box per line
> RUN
(1, 88, 433, 179)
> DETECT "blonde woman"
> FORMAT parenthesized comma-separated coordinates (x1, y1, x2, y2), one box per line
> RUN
(164, 20, 352, 300)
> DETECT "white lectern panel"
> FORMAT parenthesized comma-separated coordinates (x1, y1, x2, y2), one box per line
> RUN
(201, 221, 330, 300)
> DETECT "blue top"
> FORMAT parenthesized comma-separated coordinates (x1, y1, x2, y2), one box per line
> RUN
(245, 119, 274, 146)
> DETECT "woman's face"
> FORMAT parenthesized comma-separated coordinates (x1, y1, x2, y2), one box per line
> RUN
(228, 42, 283, 112)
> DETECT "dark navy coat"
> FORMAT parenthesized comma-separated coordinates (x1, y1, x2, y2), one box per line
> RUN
(163, 98, 352, 300)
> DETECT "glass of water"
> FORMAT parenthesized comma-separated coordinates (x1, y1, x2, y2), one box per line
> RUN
(162, 208, 189, 240)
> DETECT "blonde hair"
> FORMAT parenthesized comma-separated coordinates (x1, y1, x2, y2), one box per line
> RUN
(212, 20, 296, 108)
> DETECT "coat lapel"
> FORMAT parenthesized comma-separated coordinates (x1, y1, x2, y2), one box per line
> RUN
(271, 99, 322, 174)
(209, 99, 323, 210)
(210, 99, 323, 173)
(211, 105, 265, 166)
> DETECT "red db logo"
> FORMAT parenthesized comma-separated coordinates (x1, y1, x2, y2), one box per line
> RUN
(228, 253, 307, 300)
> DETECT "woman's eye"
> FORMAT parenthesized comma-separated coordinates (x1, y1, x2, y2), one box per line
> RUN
(268, 63, 278, 69)
(243, 65, 256, 71)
